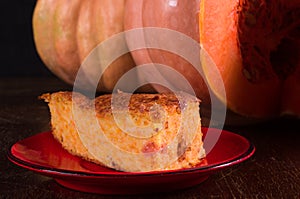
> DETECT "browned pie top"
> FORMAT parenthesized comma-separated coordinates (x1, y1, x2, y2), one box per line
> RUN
(41, 91, 200, 117)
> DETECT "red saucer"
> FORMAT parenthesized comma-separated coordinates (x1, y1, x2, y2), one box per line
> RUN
(7, 127, 255, 194)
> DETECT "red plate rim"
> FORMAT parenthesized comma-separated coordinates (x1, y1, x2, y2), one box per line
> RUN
(7, 127, 255, 178)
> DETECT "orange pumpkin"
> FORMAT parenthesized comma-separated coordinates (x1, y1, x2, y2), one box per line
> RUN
(33, 0, 135, 92)
(124, 0, 300, 119)
(33, 0, 300, 120)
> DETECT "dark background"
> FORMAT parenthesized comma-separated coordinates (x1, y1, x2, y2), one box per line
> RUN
(0, 0, 52, 77)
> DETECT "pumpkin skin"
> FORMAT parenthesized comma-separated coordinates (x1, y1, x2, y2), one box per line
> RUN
(125, 0, 300, 118)
(124, 0, 211, 107)
(33, 0, 135, 92)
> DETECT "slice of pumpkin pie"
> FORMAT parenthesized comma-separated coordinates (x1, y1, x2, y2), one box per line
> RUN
(41, 91, 206, 172)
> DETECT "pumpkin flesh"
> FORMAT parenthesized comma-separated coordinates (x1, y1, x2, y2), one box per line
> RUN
(200, 0, 300, 117)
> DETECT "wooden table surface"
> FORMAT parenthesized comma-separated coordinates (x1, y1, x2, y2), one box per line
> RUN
(1, 77, 299, 198)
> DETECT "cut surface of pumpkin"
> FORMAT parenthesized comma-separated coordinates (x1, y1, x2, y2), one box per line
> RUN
(200, 0, 300, 118)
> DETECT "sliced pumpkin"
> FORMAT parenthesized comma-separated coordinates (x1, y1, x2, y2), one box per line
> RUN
(200, 0, 300, 118)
